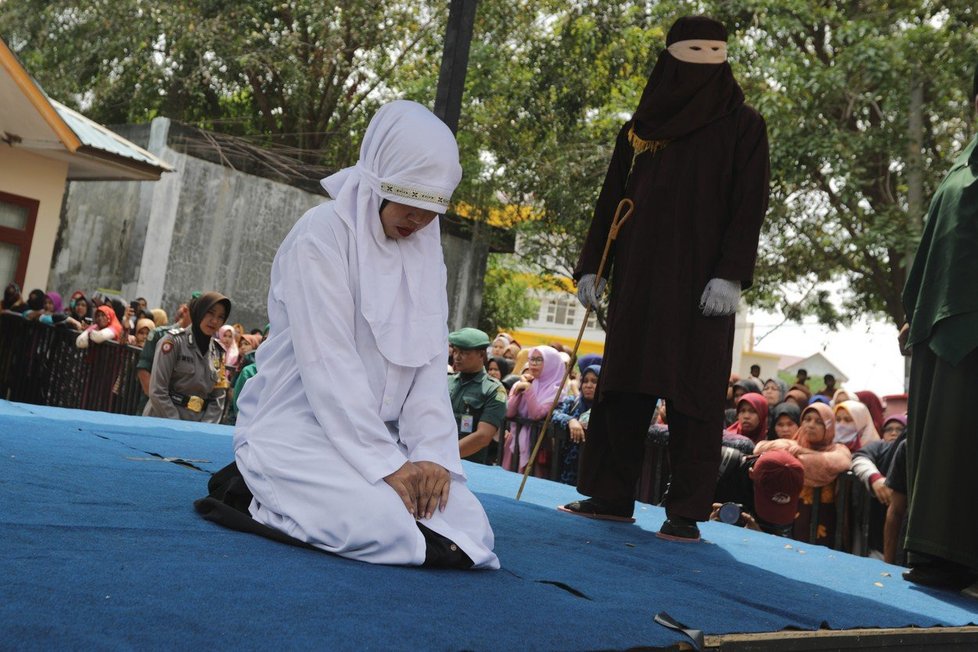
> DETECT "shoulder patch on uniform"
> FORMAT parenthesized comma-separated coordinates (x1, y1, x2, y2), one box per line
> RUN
(161, 341, 174, 354)
(496, 385, 508, 401)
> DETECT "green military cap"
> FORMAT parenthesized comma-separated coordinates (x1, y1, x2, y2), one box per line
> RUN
(448, 327, 491, 350)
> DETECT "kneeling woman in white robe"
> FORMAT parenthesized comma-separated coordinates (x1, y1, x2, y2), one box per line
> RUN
(233, 100, 498, 569)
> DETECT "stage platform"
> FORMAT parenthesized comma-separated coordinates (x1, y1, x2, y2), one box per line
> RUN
(1, 400, 976, 651)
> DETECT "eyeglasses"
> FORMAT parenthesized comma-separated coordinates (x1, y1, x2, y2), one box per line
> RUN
(528, 357, 544, 365)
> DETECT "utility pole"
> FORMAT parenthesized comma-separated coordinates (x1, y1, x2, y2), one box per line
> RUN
(434, 0, 485, 331)
(904, 71, 924, 392)
(434, 0, 478, 134)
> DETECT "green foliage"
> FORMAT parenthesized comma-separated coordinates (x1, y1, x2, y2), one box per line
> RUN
(478, 255, 540, 336)
(0, 0, 445, 168)
(5, 0, 977, 330)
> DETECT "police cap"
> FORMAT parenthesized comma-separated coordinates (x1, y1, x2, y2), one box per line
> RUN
(448, 327, 491, 350)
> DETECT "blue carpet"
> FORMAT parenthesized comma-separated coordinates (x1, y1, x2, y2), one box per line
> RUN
(1, 400, 975, 650)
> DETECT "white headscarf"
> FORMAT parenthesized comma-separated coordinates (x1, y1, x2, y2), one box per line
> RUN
(320, 100, 462, 368)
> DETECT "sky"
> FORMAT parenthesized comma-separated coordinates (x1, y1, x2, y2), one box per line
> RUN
(747, 310, 908, 396)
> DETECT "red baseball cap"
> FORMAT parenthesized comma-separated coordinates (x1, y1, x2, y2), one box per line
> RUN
(752, 450, 804, 526)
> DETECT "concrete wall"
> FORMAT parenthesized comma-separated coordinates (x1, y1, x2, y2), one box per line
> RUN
(0, 145, 69, 291)
(50, 117, 490, 332)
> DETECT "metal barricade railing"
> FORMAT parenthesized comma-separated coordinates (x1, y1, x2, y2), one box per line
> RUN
(0, 312, 143, 415)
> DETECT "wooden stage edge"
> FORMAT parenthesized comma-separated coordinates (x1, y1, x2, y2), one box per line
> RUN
(692, 625, 978, 651)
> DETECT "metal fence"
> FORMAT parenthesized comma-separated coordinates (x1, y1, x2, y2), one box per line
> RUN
(0, 312, 143, 415)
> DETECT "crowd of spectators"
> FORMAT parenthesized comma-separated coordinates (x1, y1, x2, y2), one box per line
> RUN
(445, 331, 909, 563)
(4, 281, 909, 561)
(2, 281, 266, 425)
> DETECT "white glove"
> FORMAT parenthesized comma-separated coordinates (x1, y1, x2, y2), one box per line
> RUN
(576, 274, 607, 309)
(699, 278, 741, 317)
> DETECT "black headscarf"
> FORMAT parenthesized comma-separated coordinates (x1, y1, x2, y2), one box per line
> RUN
(632, 16, 744, 141)
(26, 289, 47, 311)
(487, 355, 513, 379)
(188, 291, 232, 356)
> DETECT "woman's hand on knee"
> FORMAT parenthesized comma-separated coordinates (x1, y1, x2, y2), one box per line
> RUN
(414, 461, 450, 519)
(383, 461, 421, 516)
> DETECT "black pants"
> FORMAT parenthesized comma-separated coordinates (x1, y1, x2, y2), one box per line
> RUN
(194, 462, 473, 569)
(577, 392, 722, 522)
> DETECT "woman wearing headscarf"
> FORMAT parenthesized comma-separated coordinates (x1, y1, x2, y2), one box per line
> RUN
(1, 282, 27, 313)
(770, 403, 801, 440)
(144, 292, 231, 424)
(552, 364, 601, 486)
(216, 324, 240, 370)
(221, 101, 497, 569)
(485, 355, 513, 382)
(67, 291, 91, 325)
(761, 378, 787, 409)
(131, 317, 156, 349)
(854, 390, 886, 432)
(150, 308, 168, 328)
(755, 403, 851, 546)
(723, 393, 768, 453)
(490, 333, 512, 358)
(504, 345, 564, 476)
(830, 388, 853, 406)
(833, 400, 881, 452)
(880, 414, 907, 443)
(75, 305, 123, 348)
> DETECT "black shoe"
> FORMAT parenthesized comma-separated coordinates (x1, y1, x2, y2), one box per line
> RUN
(417, 522, 474, 569)
(902, 563, 975, 591)
(657, 515, 701, 542)
(557, 498, 635, 523)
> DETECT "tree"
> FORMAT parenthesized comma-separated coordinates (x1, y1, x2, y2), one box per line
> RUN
(478, 255, 540, 336)
(462, 0, 978, 331)
(0, 0, 446, 168)
(708, 0, 978, 328)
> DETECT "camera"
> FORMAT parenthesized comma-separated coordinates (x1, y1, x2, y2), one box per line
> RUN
(718, 502, 744, 525)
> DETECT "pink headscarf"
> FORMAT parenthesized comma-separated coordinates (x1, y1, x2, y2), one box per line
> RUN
(525, 345, 565, 407)
(216, 324, 240, 367)
(507, 345, 566, 471)
(724, 392, 769, 442)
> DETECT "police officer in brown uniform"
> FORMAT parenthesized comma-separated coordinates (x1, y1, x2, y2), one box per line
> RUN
(144, 292, 232, 424)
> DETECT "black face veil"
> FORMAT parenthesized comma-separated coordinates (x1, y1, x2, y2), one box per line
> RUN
(631, 15, 744, 141)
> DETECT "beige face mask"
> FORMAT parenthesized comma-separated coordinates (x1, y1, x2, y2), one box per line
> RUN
(666, 39, 727, 64)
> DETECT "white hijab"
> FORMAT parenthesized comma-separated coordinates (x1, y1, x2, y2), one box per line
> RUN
(321, 100, 462, 368)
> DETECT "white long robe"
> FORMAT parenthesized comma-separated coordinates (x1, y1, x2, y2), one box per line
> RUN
(233, 202, 498, 568)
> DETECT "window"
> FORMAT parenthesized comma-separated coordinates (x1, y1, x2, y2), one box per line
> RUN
(543, 294, 580, 326)
(0, 191, 39, 289)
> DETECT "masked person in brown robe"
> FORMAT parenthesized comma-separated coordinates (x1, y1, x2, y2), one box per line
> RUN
(559, 16, 770, 541)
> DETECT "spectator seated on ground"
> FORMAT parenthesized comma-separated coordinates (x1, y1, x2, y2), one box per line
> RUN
(551, 364, 600, 486)
(833, 400, 881, 452)
(76, 305, 123, 348)
(711, 448, 805, 537)
(755, 402, 851, 546)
